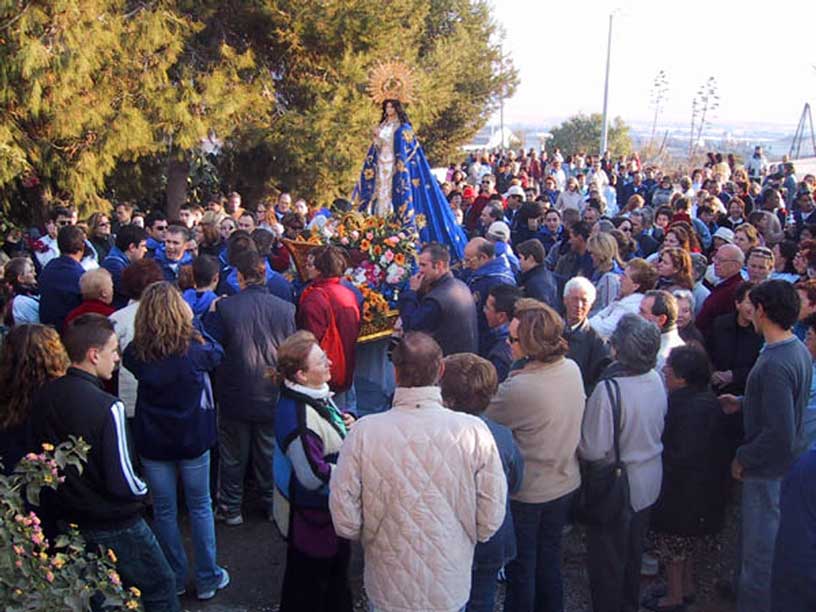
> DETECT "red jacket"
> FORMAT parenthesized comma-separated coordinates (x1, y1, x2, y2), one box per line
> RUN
(297, 277, 361, 392)
(696, 273, 742, 337)
(63, 300, 116, 331)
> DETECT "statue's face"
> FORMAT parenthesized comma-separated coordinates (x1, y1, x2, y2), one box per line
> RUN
(385, 101, 396, 118)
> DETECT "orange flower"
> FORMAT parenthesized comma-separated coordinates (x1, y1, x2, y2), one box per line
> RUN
(360, 239, 371, 251)
(363, 310, 374, 322)
(394, 253, 406, 265)
(372, 245, 383, 257)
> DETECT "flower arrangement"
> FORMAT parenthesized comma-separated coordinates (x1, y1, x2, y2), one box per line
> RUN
(0, 438, 141, 611)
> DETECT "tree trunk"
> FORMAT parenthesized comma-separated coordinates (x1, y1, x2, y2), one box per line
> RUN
(165, 156, 189, 220)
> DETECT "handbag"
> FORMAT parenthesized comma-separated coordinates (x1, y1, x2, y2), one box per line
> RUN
(576, 378, 631, 526)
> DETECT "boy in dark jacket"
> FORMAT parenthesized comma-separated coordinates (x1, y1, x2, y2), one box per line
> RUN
(32, 314, 178, 612)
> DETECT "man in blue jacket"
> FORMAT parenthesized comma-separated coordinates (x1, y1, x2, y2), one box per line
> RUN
(464, 237, 517, 355)
(101, 224, 148, 308)
(203, 250, 296, 526)
(39, 225, 86, 330)
(152, 225, 193, 283)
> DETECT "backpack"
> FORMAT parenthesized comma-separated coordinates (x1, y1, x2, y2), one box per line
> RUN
(300, 286, 348, 389)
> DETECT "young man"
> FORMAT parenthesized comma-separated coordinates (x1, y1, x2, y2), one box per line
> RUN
(153, 225, 193, 283)
(144, 211, 168, 257)
(38, 225, 87, 330)
(32, 314, 179, 612)
(101, 224, 148, 308)
(482, 284, 523, 382)
(719, 280, 813, 612)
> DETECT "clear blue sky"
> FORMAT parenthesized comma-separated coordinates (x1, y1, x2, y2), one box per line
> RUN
(492, 0, 816, 128)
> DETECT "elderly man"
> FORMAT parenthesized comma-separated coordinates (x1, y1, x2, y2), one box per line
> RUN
(464, 237, 517, 355)
(590, 258, 659, 339)
(696, 243, 745, 335)
(398, 242, 478, 356)
(639, 289, 685, 374)
(329, 332, 507, 612)
(563, 277, 611, 394)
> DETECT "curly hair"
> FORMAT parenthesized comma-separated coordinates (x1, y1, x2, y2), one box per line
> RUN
(658, 247, 694, 290)
(0, 325, 69, 429)
(131, 282, 201, 362)
(513, 298, 568, 364)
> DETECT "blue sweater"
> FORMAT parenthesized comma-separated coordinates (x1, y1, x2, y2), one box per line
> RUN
(122, 336, 223, 461)
(101, 246, 131, 309)
(38, 255, 84, 329)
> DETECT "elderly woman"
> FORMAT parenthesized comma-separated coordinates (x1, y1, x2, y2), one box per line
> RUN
(579, 313, 667, 612)
(672, 289, 704, 348)
(441, 353, 524, 612)
(486, 298, 586, 612)
(587, 233, 624, 314)
(646, 345, 728, 611)
(272, 330, 353, 612)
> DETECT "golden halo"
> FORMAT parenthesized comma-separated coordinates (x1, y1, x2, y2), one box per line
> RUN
(366, 60, 415, 105)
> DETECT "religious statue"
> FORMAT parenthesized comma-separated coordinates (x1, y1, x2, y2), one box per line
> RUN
(353, 61, 467, 260)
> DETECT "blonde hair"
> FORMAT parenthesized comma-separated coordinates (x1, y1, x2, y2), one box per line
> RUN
(79, 268, 113, 300)
(587, 232, 621, 274)
(513, 298, 568, 364)
(132, 282, 200, 362)
(735, 223, 760, 249)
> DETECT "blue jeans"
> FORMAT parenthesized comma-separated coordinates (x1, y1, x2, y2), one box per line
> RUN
(82, 517, 179, 612)
(505, 491, 574, 612)
(737, 477, 781, 612)
(141, 451, 223, 595)
(468, 562, 502, 612)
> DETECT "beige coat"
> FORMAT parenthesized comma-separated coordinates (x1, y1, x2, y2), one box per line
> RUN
(329, 386, 507, 612)
(486, 357, 586, 504)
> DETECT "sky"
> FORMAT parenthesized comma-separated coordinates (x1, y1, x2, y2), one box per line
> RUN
(490, 0, 816, 130)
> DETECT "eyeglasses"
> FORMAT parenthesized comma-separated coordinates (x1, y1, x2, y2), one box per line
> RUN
(508, 334, 520, 344)
(154, 224, 168, 231)
(56, 220, 71, 227)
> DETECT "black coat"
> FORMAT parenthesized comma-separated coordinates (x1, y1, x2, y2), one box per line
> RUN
(564, 319, 611, 395)
(520, 264, 559, 310)
(651, 387, 730, 537)
(706, 312, 763, 396)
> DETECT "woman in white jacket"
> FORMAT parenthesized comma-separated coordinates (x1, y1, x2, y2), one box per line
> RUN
(108, 258, 164, 417)
(589, 258, 659, 339)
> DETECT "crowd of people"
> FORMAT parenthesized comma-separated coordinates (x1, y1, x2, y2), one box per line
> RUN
(0, 144, 815, 612)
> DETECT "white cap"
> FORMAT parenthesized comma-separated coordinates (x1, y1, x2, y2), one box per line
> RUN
(712, 227, 735, 244)
(504, 185, 525, 198)
(487, 221, 511, 242)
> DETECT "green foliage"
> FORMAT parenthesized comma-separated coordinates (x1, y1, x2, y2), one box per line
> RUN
(0, 437, 140, 611)
(0, 0, 273, 220)
(549, 113, 633, 159)
(0, 1, 513, 220)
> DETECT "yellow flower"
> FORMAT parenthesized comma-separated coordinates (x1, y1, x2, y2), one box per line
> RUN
(41, 443, 54, 452)
(364, 168, 374, 180)
(126, 601, 139, 610)
(129, 587, 141, 598)
(107, 549, 118, 563)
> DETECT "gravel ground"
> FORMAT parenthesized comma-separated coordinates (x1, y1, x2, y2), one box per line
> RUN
(178, 488, 741, 612)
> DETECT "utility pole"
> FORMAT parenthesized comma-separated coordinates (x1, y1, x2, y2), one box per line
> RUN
(600, 12, 614, 157)
(500, 41, 505, 151)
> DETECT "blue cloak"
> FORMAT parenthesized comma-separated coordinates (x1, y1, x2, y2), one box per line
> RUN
(352, 122, 466, 261)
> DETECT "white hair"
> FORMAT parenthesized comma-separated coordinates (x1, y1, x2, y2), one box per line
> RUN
(563, 276, 597, 303)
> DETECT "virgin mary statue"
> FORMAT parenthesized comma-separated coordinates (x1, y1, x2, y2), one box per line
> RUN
(352, 62, 467, 260)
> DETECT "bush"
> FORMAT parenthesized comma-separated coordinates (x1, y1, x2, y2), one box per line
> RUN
(0, 437, 141, 611)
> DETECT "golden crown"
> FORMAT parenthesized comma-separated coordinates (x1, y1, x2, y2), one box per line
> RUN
(366, 60, 415, 105)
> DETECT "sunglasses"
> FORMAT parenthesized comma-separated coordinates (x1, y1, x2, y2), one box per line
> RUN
(508, 334, 520, 344)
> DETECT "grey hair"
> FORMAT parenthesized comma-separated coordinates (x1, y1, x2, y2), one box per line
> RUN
(610, 313, 661, 374)
(671, 288, 695, 312)
(563, 276, 597, 304)
(596, 219, 615, 234)
(689, 253, 708, 282)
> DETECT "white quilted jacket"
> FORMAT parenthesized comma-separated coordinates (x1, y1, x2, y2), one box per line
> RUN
(329, 386, 507, 612)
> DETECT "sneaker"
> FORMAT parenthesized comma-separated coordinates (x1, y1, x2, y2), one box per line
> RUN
(214, 508, 243, 526)
(198, 568, 230, 601)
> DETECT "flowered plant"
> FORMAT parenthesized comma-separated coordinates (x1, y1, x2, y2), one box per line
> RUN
(308, 209, 422, 324)
(0, 438, 142, 611)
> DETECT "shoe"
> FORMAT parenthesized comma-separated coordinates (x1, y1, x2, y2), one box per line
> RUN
(641, 553, 659, 576)
(197, 568, 230, 601)
(214, 508, 243, 526)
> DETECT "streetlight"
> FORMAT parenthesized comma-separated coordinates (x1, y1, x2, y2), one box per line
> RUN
(600, 8, 625, 157)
